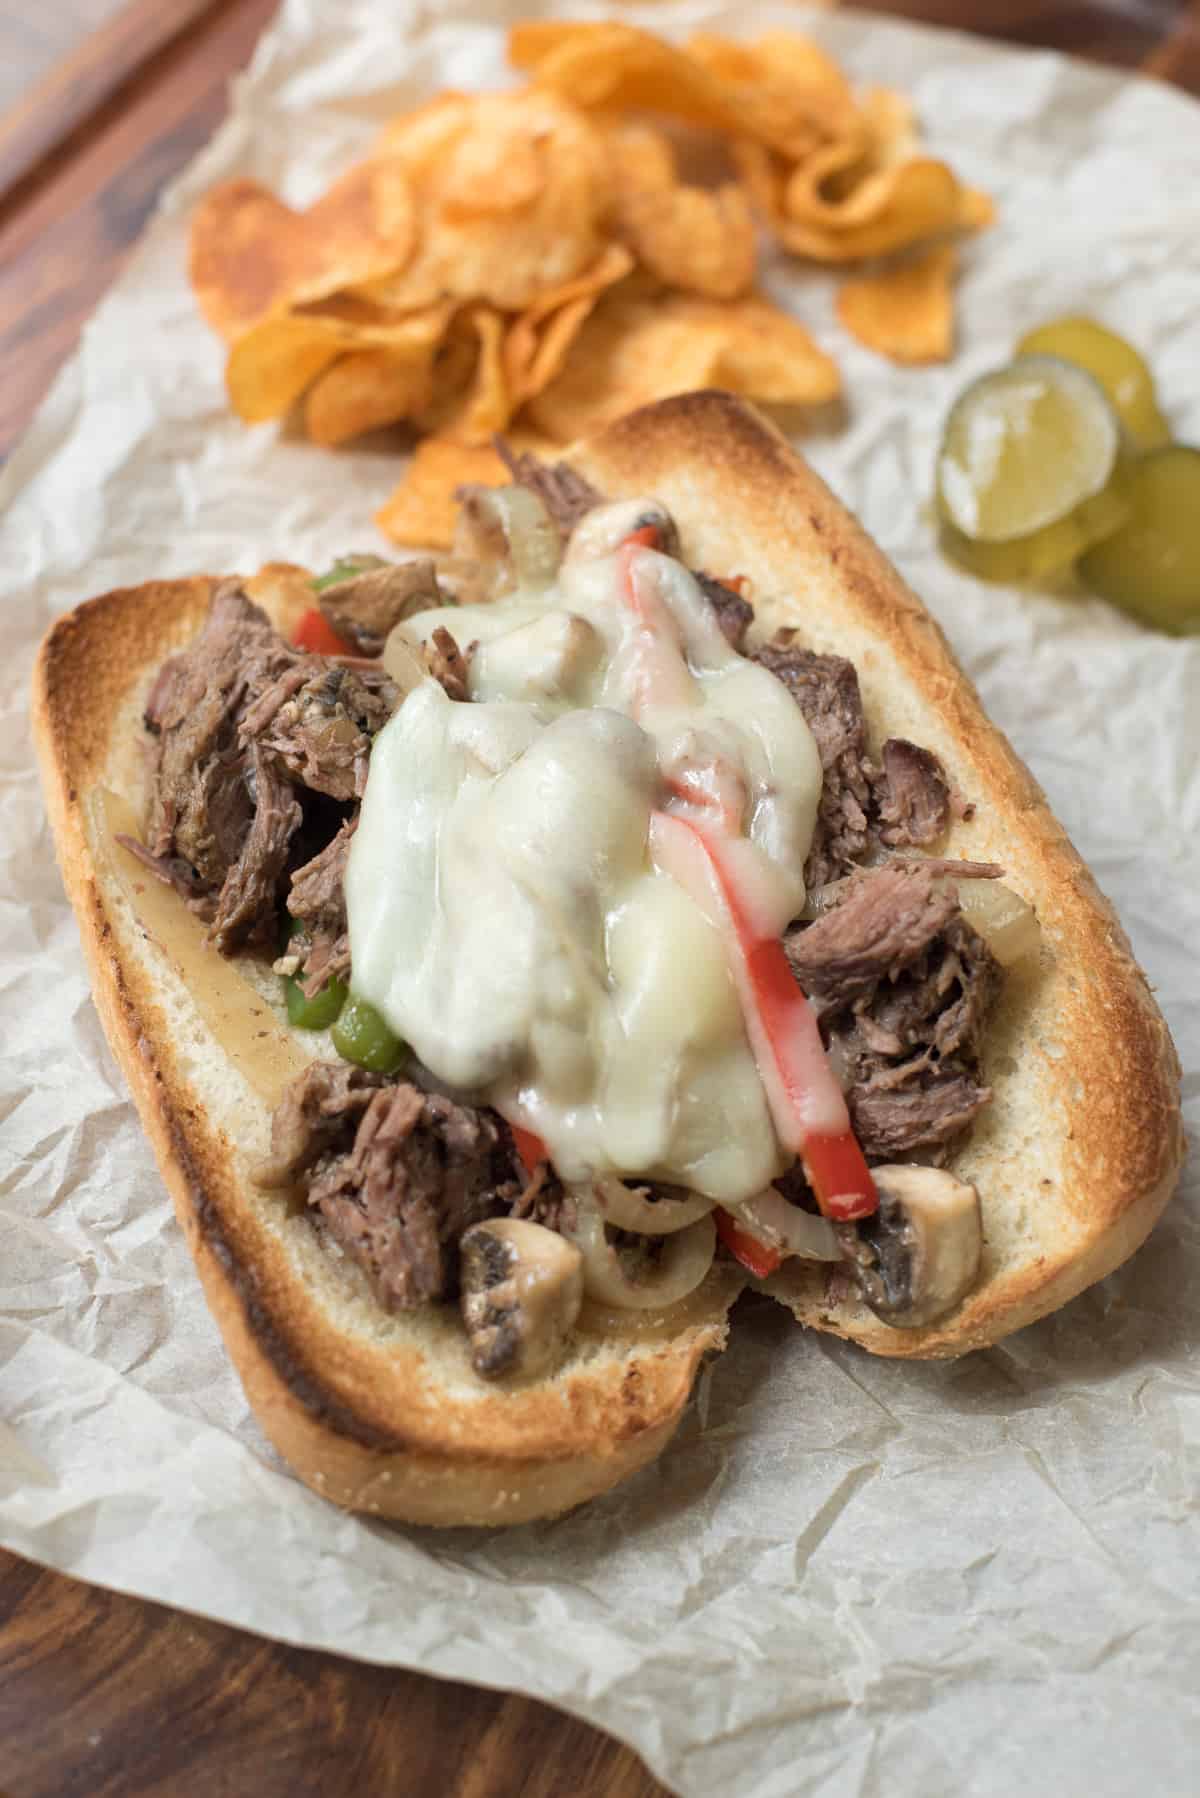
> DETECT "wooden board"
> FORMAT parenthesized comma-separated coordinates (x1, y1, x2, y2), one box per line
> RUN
(2, 2, 1198, 1793)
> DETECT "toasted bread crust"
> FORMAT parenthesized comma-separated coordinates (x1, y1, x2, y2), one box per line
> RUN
(31, 393, 1183, 1530)
(32, 570, 739, 1527)
(573, 392, 1182, 1356)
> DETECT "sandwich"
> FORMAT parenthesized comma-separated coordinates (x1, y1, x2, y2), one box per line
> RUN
(32, 391, 1183, 1526)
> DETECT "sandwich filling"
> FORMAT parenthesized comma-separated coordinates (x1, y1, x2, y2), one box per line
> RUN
(125, 452, 1037, 1371)
(347, 510, 824, 1202)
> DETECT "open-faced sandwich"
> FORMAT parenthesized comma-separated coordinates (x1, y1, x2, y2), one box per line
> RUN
(32, 392, 1183, 1526)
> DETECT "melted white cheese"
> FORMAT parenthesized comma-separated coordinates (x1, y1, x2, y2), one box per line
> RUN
(345, 506, 824, 1202)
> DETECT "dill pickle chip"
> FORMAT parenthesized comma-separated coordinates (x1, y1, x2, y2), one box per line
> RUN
(1016, 316, 1170, 451)
(1078, 446, 1200, 634)
(937, 356, 1121, 543)
(939, 465, 1130, 584)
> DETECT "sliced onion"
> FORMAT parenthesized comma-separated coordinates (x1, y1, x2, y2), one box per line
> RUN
(381, 625, 428, 702)
(566, 1201, 716, 1310)
(453, 485, 561, 595)
(949, 877, 1041, 967)
(585, 1174, 715, 1237)
(724, 1186, 841, 1261)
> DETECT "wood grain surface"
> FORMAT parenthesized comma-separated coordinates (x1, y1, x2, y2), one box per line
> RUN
(2, 4, 1198, 1796)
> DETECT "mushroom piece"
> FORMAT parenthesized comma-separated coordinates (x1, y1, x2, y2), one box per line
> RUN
(841, 1165, 982, 1329)
(459, 1218, 584, 1380)
(319, 559, 446, 656)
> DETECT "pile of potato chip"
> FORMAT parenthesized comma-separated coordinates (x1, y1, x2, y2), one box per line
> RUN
(189, 21, 992, 547)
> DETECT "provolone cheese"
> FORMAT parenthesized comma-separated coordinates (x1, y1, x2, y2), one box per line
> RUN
(346, 505, 823, 1202)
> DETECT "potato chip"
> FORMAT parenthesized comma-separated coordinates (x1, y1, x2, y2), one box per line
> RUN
(708, 296, 842, 405)
(367, 89, 610, 313)
(743, 32, 853, 106)
(376, 431, 560, 549)
(503, 244, 635, 405)
(685, 32, 857, 148)
(524, 280, 725, 443)
(509, 21, 848, 162)
(836, 245, 958, 364)
(604, 120, 678, 195)
(190, 162, 416, 341)
(526, 277, 839, 443)
(446, 306, 512, 445)
(226, 302, 452, 425)
(615, 181, 757, 300)
(596, 112, 759, 301)
(305, 348, 435, 447)
(376, 439, 508, 548)
(737, 141, 985, 262)
(405, 315, 479, 437)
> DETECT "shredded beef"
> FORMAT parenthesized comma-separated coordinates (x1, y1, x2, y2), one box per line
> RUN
(784, 864, 959, 1012)
(497, 444, 602, 537)
(286, 819, 354, 997)
(137, 580, 398, 956)
(143, 583, 295, 881)
(876, 738, 951, 847)
(139, 584, 306, 950)
(255, 1061, 385, 1189)
(318, 560, 443, 656)
(257, 1065, 524, 1310)
(753, 636, 874, 886)
(752, 631, 957, 884)
(242, 660, 396, 802)
(785, 865, 1000, 1162)
(848, 1074, 993, 1158)
(425, 625, 472, 700)
(695, 573, 753, 650)
(863, 913, 1000, 1065)
(209, 743, 302, 953)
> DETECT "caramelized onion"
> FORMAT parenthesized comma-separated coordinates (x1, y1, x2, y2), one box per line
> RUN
(90, 788, 310, 1110)
(950, 877, 1041, 967)
(565, 1201, 716, 1310)
(586, 1174, 715, 1237)
(381, 626, 428, 702)
(723, 1186, 840, 1261)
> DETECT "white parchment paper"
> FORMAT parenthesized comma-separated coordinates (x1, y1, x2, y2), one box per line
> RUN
(2, 3, 1199, 1792)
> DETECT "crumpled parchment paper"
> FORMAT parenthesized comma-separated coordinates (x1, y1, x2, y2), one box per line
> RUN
(2, 3, 1198, 1792)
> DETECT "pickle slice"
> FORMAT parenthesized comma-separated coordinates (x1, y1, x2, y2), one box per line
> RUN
(1078, 446, 1200, 634)
(937, 356, 1121, 543)
(940, 468, 1130, 584)
(1016, 316, 1170, 451)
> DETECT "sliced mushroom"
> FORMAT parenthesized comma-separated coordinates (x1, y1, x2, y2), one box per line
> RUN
(841, 1165, 982, 1329)
(319, 559, 446, 656)
(459, 1218, 584, 1380)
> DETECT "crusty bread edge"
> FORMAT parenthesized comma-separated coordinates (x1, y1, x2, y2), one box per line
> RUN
(571, 391, 1183, 1358)
(31, 576, 739, 1527)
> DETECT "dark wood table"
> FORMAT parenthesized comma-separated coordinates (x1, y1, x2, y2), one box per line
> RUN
(2, 3, 1197, 1793)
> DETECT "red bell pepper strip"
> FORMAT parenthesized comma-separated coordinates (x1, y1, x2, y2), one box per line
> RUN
(510, 1123, 549, 1177)
(714, 1208, 783, 1279)
(294, 608, 355, 657)
(649, 812, 876, 1223)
